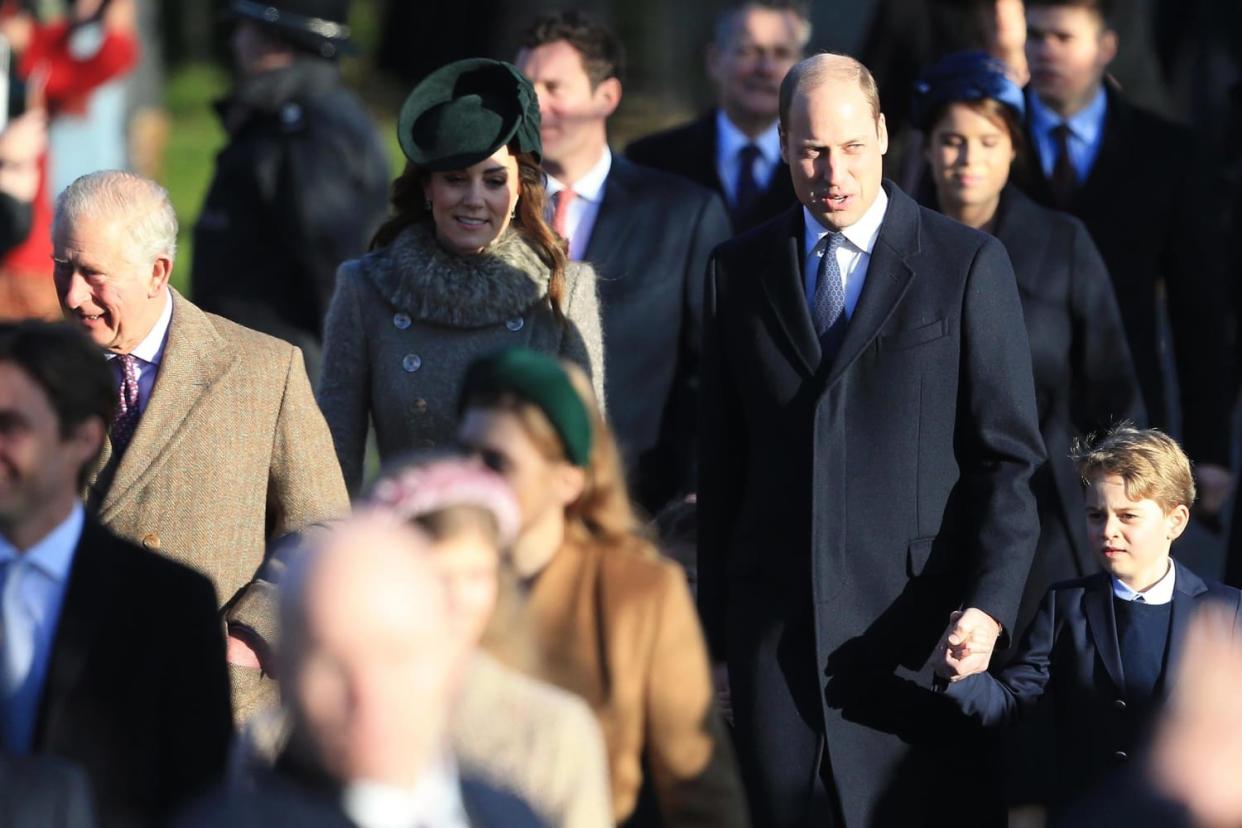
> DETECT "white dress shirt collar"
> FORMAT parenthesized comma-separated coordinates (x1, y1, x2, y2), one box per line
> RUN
(1112, 559, 1176, 605)
(802, 187, 889, 261)
(107, 290, 172, 367)
(716, 108, 782, 170)
(0, 502, 83, 575)
(545, 146, 612, 204)
(341, 751, 469, 828)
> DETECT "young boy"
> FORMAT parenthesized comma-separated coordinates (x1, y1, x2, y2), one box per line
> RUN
(937, 424, 1242, 810)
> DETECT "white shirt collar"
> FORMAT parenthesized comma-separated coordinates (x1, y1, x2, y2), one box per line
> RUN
(802, 187, 889, 259)
(0, 502, 84, 580)
(109, 290, 172, 366)
(545, 147, 613, 204)
(341, 751, 468, 828)
(1112, 559, 1177, 605)
(716, 108, 782, 167)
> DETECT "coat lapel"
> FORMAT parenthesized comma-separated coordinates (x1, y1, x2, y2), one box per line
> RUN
(1163, 560, 1209, 692)
(582, 156, 640, 276)
(823, 182, 917, 389)
(1082, 573, 1126, 694)
(92, 290, 238, 519)
(757, 206, 821, 375)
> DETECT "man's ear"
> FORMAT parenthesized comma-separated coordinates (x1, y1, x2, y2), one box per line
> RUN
(1167, 503, 1191, 541)
(595, 77, 622, 118)
(1099, 28, 1119, 68)
(148, 255, 172, 297)
(779, 125, 789, 164)
(706, 44, 723, 86)
(877, 113, 889, 156)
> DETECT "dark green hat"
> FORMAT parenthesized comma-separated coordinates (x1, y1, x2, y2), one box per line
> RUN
(459, 349, 592, 468)
(398, 59, 542, 171)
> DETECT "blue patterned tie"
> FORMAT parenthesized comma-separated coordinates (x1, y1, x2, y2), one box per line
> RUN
(812, 232, 848, 358)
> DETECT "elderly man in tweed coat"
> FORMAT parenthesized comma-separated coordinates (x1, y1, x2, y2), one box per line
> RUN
(52, 170, 349, 718)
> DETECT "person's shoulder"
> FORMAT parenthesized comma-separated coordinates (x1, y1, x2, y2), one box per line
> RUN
(1199, 578, 1242, 607)
(183, 294, 303, 363)
(1107, 90, 1192, 146)
(626, 113, 713, 159)
(1044, 573, 1107, 609)
(467, 653, 595, 730)
(460, 774, 548, 828)
(611, 155, 719, 207)
(715, 205, 796, 261)
(594, 538, 690, 605)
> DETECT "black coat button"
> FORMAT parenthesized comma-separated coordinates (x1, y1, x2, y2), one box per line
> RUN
(1113, 699, 1127, 710)
(1113, 750, 1128, 761)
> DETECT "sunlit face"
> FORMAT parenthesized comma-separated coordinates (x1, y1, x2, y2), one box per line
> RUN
(781, 78, 888, 231)
(927, 102, 1015, 215)
(516, 39, 618, 167)
(1084, 474, 1189, 591)
(709, 6, 805, 125)
(1025, 6, 1117, 116)
(428, 527, 499, 646)
(424, 147, 521, 256)
(53, 213, 170, 355)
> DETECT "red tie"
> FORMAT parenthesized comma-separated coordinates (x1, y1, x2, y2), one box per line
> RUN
(552, 189, 576, 241)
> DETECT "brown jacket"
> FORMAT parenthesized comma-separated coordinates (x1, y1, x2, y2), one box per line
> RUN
(85, 290, 349, 707)
(521, 540, 749, 827)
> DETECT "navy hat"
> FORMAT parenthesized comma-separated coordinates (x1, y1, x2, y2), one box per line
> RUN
(228, 0, 354, 59)
(910, 51, 1025, 132)
(398, 59, 542, 171)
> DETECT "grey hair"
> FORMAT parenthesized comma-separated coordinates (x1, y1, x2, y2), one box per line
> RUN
(54, 171, 178, 266)
(713, 1, 812, 51)
(778, 52, 882, 129)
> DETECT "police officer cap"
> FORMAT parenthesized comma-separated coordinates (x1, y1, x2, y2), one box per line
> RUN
(228, 0, 353, 59)
(398, 58, 542, 171)
(910, 51, 1025, 131)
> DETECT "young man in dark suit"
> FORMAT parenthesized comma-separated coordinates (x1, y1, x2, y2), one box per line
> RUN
(626, 0, 806, 233)
(698, 53, 1045, 826)
(0, 320, 232, 826)
(939, 425, 1242, 816)
(515, 11, 731, 512)
(1015, 0, 1234, 519)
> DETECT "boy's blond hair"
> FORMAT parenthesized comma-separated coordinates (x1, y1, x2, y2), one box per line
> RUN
(1070, 423, 1195, 512)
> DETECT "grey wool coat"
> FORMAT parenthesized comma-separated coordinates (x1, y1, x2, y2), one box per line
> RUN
(318, 222, 606, 492)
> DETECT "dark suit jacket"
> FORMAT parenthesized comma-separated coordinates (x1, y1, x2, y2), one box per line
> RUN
(989, 186, 1146, 636)
(0, 755, 96, 828)
(698, 183, 1045, 826)
(946, 561, 1242, 810)
(626, 111, 796, 234)
(583, 155, 730, 510)
(32, 518, 232, 828)
(1013, 87, 1233, 466)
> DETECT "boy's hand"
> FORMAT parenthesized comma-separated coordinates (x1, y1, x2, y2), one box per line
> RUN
(935, 608, 1000, 681)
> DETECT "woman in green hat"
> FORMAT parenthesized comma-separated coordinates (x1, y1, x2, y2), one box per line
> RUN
(318, 58, 606, 492)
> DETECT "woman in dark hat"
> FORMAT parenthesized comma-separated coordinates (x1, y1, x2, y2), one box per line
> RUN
(912, 50, 1145, 815)
(318, 58, 605, 492)
(456, 348, 749, 828)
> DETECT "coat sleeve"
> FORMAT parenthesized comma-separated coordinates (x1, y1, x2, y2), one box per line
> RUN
(561, 262, 608, 413)
(225, 340, 349, 643)
(958, 237, 1047, 638)
(317, 262, 372, 493)
(696, 252, 746, 659)
(1068, 218, 1148, 432)
(945, 587, 1058, 726)
(643, 564, 749, 828)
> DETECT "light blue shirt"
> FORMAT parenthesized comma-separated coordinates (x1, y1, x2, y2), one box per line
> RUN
(1112, 559, 1176, 605)
(1028, 87, 1108, 182)
(1, 503, 84, 753)
(802, 187, 889, 320)
(715, 109, 782, 207)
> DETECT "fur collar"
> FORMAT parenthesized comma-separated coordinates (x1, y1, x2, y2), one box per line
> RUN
(360, 222, 551, 328)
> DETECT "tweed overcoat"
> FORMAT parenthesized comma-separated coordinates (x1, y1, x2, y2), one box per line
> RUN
(317, 222, 606, 493)
(522, 539, 749, 828)
(83, 290, 349, 704)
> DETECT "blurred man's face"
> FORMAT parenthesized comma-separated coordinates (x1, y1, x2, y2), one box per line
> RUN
(1025, 5, 1117, 116)
(709, 6, 805, 128)
(781, 78, 888, 231)
(516, 39, 618, 170)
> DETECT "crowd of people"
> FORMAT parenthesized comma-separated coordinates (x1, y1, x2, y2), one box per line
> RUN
(3, 0, 1242, 826)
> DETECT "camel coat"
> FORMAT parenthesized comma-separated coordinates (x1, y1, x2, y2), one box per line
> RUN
(318, 222, 606, 492)
(522, 539, 749, 827)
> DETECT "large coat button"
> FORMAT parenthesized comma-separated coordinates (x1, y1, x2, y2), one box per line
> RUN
(393, 312, 411, 330)
(402, 354, 422, 373)
(1113, 750, 1128, 761)
(506, 318, 524, 332)
(1113, 699, 1127, 710)
(412, 398, 429, 414)
(142, 532, 161, 550)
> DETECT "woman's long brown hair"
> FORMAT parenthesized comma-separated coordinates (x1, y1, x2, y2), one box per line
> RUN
(371, 148, 569, 321)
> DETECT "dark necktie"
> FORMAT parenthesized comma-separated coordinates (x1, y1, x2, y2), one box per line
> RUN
(733, 143, 762, 226)
(812, 232, 848, 360)
(111, 354, 141, 455)
(1049, 123, 1078, 207)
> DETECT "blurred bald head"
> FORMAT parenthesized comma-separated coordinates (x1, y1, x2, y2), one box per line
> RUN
(280, 513, 467, 789)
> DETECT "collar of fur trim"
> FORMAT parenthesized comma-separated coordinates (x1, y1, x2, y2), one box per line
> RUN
(360, 222, 551, 328)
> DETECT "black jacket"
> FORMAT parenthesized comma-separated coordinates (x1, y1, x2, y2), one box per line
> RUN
(192, 58, 391, 356)
(0, 755, 96, 828)
(946, 561, 1242, 810)
(1012, 86, 1233, 466)
(32, 518, 233, 828)
(583, 156, 731, 510)
(626, 111, 796, 234)
(698, 183, 1044, 826)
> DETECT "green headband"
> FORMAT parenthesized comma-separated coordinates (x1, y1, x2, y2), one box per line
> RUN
(460, 349, 592, 467)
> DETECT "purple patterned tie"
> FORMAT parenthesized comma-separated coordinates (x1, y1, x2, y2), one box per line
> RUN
(112, 354, 141, 454)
